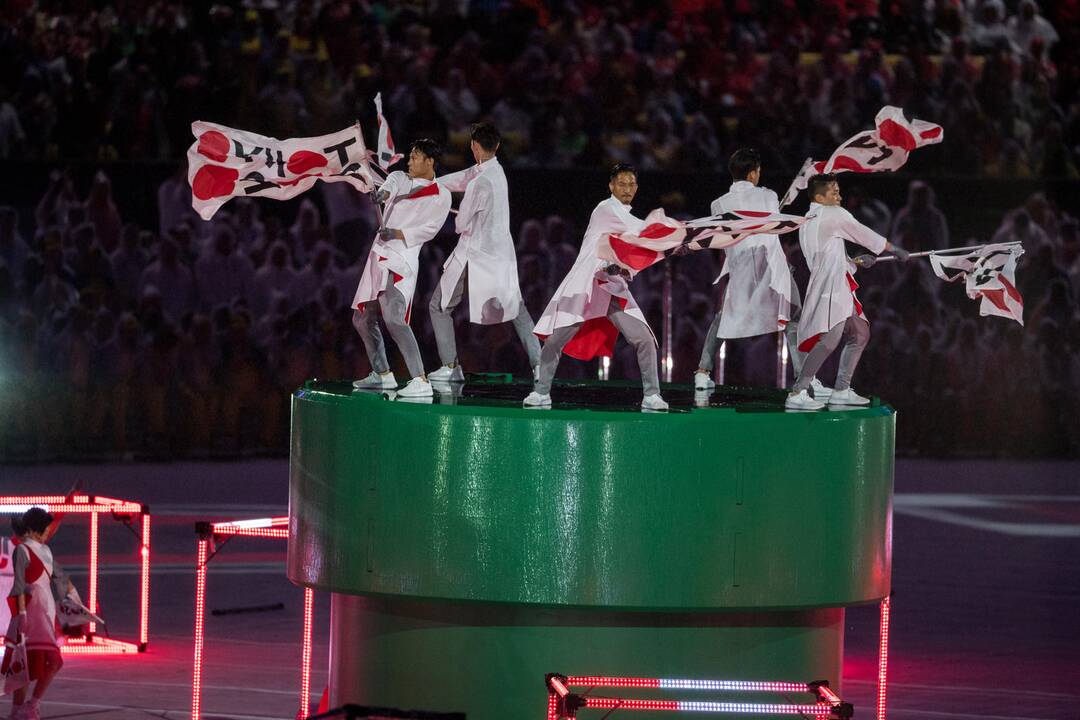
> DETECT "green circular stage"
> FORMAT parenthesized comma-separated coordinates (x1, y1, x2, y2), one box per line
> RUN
(287, 377, 895, 718)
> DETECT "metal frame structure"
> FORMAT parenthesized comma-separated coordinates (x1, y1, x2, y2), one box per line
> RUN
(190, 516, 314, 720)
(545, 674, 852, 720)
(0, 494, 150, 654)
(544, 596, 892, 720)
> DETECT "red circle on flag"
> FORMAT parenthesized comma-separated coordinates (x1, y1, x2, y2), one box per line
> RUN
(287, 150, 328, 175)
(192, 164, 240, 200)
(196, 130, 230, 162)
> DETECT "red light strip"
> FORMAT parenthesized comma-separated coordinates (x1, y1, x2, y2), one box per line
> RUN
(547, 693, 558, 720)
(192, 538, 209, 720)
(0, 501, 144, 514)
(877, 596, 891, 720)
(582, 698, 829, 714)
(0, 494, 91, 504)
(299, 587, 314, 719)
(565, 676, 810, 693)
(140, 514, 151, 645)
(211, 516, 289, 533)
(60, 638, 141, 655)
(88, 511, 99, 635)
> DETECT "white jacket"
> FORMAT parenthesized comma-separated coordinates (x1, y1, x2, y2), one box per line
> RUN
(533, 196, 655, 360)
(351, 171, 451, 317)
(711, 180, 794, 339)
(797, 203, 887, 350)
(436, 157, 524, 324)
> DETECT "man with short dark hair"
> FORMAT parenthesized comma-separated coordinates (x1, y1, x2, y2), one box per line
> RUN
(527, 163, 667, 411)
(786, 173, 908, 410)
(428, 122, 541, 380)
(693, 148, 828, 397)
(351, 138, 452, 398)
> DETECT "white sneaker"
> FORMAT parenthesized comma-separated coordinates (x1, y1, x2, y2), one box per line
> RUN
(810, 377, 833, 400)
(428, 364, 465, 382)
(397, 377, 433, 398)
(353, 371, 396, 390)
(694, 371, 715, 390)
(641, 394, 669, 411)
(693, 389, 712, 408)
(523, 391, 552, 407)
(828, 388, 870, 406)
(785, 389, 825, 411)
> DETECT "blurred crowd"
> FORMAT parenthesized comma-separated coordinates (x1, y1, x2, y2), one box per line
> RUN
(0, 165, 1077, 460)
(1, 0, 1078, 177)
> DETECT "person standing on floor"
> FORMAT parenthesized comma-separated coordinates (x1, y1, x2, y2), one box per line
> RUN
(428, 123, 541, 381)
(351, 139, 452, 398)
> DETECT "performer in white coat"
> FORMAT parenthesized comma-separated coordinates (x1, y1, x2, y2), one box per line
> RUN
(786, 173, 909, 410)
(694, 148, 829, 399)
(352, 139, 452, 398)
(526, 164, 668, 411)
(428, 123, 541, 381)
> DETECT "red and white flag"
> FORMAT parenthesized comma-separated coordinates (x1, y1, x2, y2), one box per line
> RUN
(929, 243, 1025, 325)
(374, 92, 403, 171)
(597, 209, 808, 274)
(187, 122, 377, 221)
(1, 637, 29, 696)
(781, 106, 944, 206)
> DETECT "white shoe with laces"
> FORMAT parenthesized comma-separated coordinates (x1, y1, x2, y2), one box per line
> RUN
(641, 394, 669, 412)
(353, 371, 396, 390)
(428, 364, 465, 382)
(694, 371, 716, 390)
(828, 388, 870, 406)
(810, 377, 833, 400)
(523, 391, 552, 407)
(397, 377, 433, 398)
(785, 389, 825, 411)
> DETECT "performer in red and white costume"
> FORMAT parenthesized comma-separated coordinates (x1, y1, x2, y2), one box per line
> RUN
(786, 174, 908, 410)
(5, 509, 63, 720)
(428, 123, 541, 381)
(352, 139, 452, 399)
(527, 164, 667, 411)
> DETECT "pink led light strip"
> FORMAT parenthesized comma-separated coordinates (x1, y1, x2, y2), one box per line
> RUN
(191, 517, 313, 720)
(581, 698, 831, 714)
(567, 677, 812, 693)
(877, 596, 891, 720)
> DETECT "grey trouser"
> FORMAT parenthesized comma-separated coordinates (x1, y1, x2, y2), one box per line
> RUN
(697, 276, 806, 378)
(535, 296, 659, 396)
(428, 267, 541, 368)
(352, 280, 424, 378)
(791, 314, 870, 393)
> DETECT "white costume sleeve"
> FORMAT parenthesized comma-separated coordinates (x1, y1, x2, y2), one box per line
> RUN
(837, 208, 888, 255)
(455, 175, 490, 236)
(436, 164, 482, 193)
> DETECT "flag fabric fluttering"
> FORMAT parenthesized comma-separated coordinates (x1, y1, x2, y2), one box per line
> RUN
(374, 92, 404, 171)
(929, 243, 1025, 325)
(187, 121, 377, 220)
(597, 209, 809, 274)
(780, 106, 944, 206)
(1, 637, 29, 696)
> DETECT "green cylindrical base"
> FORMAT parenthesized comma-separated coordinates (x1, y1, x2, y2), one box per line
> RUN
(329, 594, 844, 719)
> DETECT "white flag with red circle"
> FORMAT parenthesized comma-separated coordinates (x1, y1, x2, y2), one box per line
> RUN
(780, 106, 944, 206)
(187, 122, 377, 221)
(929, 243, 1025, 325)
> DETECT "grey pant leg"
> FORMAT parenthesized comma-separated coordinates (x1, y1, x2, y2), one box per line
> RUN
(697, 310, 723, 371)
(351, 307, 390, 374)
(511, 303, 542, 368)
(533, 323, 581, 395)
(608, 299, 660, 397)
(378, 283, 425, 379)
(786, 277, 806, 378)
(428, 270, 467, 366)
(791, 320, 847, 393)
(833, 316, 870, 391)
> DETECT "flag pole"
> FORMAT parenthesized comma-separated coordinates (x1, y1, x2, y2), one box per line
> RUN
(873, 241, 1022, 263)
(356, 118, 386, 230)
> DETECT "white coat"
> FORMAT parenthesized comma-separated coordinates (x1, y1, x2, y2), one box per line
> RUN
(533, 196, 655, 360)
(436, 157, 523, 324)
(797, 203, 887, 351)
(711, 180, 795, 339)
(9, 538, 59, 652)
(351, 171, 451, 319)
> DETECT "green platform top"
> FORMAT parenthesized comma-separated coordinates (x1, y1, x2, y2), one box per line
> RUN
(288, 377, 895, 611)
